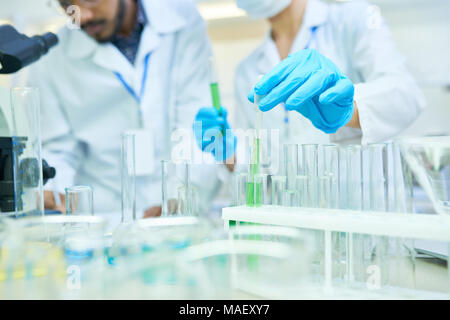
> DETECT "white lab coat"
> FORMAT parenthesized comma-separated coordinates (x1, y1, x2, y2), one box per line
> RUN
(28, 0, 221, 215)
(234, 0, 426, 152)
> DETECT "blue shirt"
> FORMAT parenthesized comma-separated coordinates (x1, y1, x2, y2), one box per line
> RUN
(111, 0, 148, 65)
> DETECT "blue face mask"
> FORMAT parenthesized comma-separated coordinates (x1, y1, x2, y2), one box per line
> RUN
(236, 0, 291, 19)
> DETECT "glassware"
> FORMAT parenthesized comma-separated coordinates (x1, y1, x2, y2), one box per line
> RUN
(65, 185, 94, 216)
(271, 176, 286, 206)
(398, 136, 450, 215)
(161, 160, 192, 216)
(233, 172, 247, 206)
(121, 132, 136, 223)
(6, 87, 44, 217)
(302, 144, 319, 208)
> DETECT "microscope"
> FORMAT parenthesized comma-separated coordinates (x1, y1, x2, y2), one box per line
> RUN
(0, 25, 59, 216)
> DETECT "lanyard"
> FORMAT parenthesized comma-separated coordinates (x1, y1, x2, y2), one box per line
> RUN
(114, 52, 151, 105)
(284, 26, 319, 130)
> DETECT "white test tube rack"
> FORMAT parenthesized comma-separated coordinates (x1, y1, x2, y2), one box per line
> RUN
(222, 205, 450, 298)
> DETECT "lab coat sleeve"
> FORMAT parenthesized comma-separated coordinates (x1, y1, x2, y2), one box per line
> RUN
(170, 13, 222, 214)
(28, 63, 84, 195)
(332, 3, 426, 145)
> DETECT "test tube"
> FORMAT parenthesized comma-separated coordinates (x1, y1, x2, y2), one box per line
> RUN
(346, 145, 363, 211)
(302, 144, 319, 208)
(162, 160, 177, 216)
(209, 57, 222, 115)
(321, 145, 344, 283)
(178, 185, 198, 216)
(345, 145, 363, 283)
(368, 144, 388, 212)
(65, 186, 94, 216)
(393, 142, 414, 213)
(121, 133, 136, 223)
(271, 176, 286, 206)
(283, 190, 298, 207)
(296, 175, 308, 207)
(233, 172, 248, 206)
(284, 144, 298, 191)
(368, 143, 391, 288)
(322, 144, 340, 209)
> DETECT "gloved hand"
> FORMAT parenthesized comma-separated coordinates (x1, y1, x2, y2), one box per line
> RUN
(248, 49, 355, 134)
(193, 107, 237, 162)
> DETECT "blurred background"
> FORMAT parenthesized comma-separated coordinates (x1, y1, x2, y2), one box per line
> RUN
(1, 0, 449, 136)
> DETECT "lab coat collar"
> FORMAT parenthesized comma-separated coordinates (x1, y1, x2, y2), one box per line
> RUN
(255, 0, 329, 72)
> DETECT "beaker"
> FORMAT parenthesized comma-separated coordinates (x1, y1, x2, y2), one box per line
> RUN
(65, 186, 94, 216)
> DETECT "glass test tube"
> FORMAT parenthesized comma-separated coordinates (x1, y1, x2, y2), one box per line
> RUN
(121, 133, 136, 223)
(283, 144, 299, 207)
(393, 142, 414, 213)
(322, 145, 344, 282)
(367, 144, 390, 287)
(322, 144, 340, 209)
(296, 175, 308, 207)
(178, 185, 198, 216)
(302, 144, 319, 208)
(368, 144, 388, 212)
(65, 186, 94, 216)
(234, 172, 248, 206)
(345, 145, 363, 284)
(284, 144, 298, 191)
(271, 176, 286, 206)
(246, 172, 267, 207)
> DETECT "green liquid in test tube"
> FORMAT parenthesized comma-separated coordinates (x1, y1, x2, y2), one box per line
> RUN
(209, 57, 222, 114)
(246, 90, 264, 207)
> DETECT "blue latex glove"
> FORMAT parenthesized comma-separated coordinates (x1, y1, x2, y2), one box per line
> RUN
(248, 49, 355, 134)
(193, 107, 237, 161)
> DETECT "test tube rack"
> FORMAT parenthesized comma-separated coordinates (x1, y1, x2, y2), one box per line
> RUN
(222, 205, 450, 299)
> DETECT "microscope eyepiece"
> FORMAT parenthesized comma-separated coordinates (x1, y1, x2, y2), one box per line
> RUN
(0, 25, 59, 74)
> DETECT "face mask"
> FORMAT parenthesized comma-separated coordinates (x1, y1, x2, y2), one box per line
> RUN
(236, 0, 291, 19)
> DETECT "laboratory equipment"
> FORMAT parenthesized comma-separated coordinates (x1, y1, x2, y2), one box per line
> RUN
(398, 136, 450, 215)
(321, 144, 339, 209)
(161, 160, 196, 216)
(209, 57, 222, 115)
(120, 132, 136, 223)
(233, 172, 248, 206)
(302, 144, 319, 207)
(1, 88, 46, 217)
(0, 215, 106, 299)
(271, 176, 286, 206)
(283, 144, 298, 206)
(296, 175, 308, 207)
(0, 25, 58, 74)
(65, 186, 94, 216)
(246, 92, 264, 207)
(345, 145, 363, 283)
(179, 235, 312, 299)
